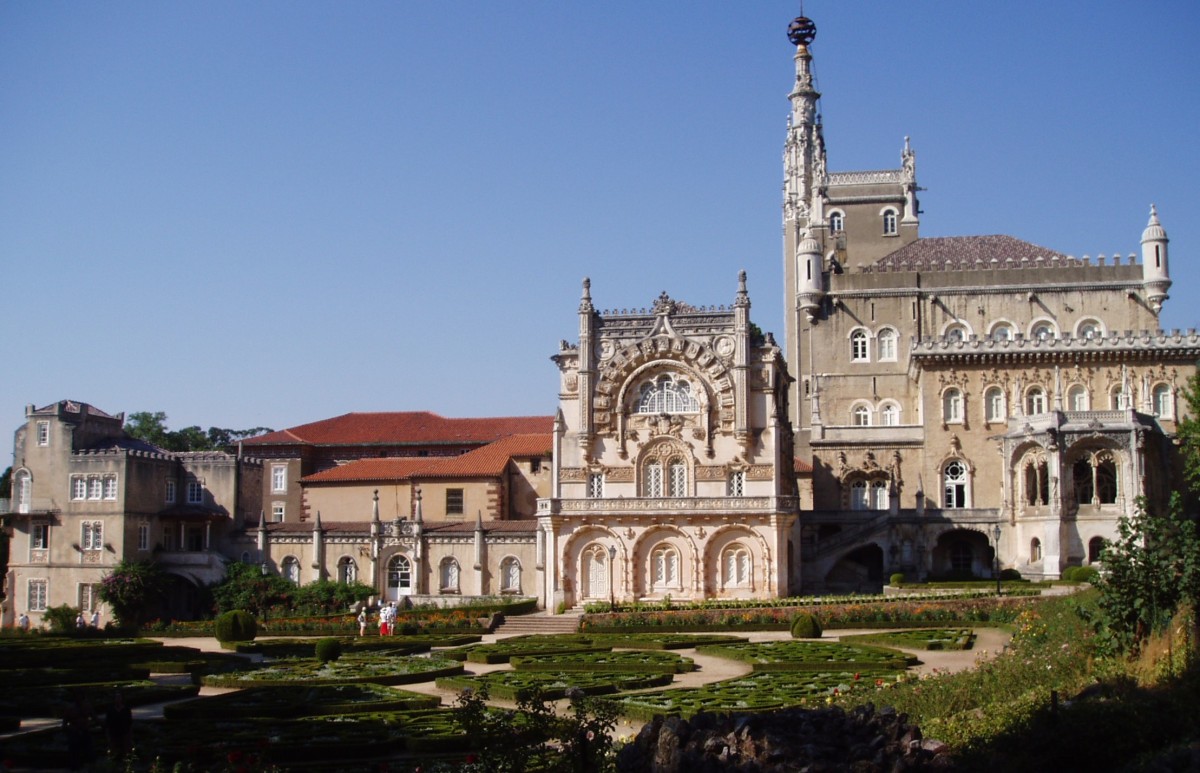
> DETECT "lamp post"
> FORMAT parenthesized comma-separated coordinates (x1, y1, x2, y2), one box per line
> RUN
(608, 546, 617, 612)
(992, 522, 1003, 596)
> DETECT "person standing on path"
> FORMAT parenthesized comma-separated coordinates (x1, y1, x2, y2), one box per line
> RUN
(357, 607, 368, 637)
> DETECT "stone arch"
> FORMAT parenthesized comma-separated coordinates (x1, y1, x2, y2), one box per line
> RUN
(634, 437, 697, 497)
(1064, 439, 1126, 512)
(705, 524, 772, 596)
(560, 526, 623, 606)
(825, 543, 885, 592)
(631, 525, 698, 598)
(1010, 441, 1051, 512)
(931, 527, 994, 579)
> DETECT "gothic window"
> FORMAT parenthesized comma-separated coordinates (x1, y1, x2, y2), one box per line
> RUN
(1067, 384, 1089, 411)
(984, 387, 1006, 422)
(338, 556, 357, 584)
(1153, 384, 1173, 418)
(1025, 386, 1047, 415)
(1031, 538, 1043, 562)
(1074, 454, 1119, 506)
(637, 374, 700, 414)
(387, 554, 412, 592)
(1096, 459, 1118, 504)
(587, 473, 605, 498)
(1088, 537, 1105, 563)
(651, 546, 679, 589)
(852, 404, 871, 426)
(501, 557, 522, 593)
(877, 328, 898, 361)
(727, 470, 745, 497)
(644, 462, 663, 497)
(942, 388, 964, 424)
(668, 459, 687, 497)
(281, 556, 300, 585)
(871, 480, 889, 510)
(582, 545, 610, 600)
(850, 329, 869, 362)
(829, 211, 844, 232)
(882, 208, 898, 235)
(850, 480, 869, 510)
(439, 558, 460, 592)
(1023, 458, 1049, 506)
(880, 402, 900, 426)
(943, 460, 968, 508)
(1077, 319, 1103, 339)
(722, 544, 751, 588)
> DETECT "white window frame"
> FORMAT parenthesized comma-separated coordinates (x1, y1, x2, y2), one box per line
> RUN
(165, 479, 177, 504)
(984, 386, 1006, 423)
(1030, 320, 1057, 341)
(103, 474, 118, 501)
(942, 388, 964, 424)
(1153, 384, 1173, 419)
(644, 462, 663, 498)
(850, 480, 869, 510)
(271, 465, 287, 493)
(636, 373, 701, 414)
(1026, 387, 1047, 415)
(881, 207, 898, 235)
(79, 583, 99, 612)
(587, 473, 605, 499)
(338, 556, 358, 584)
(81, 520, 104, 551)
(943, 460, 969, 509)
(187, 481, 203, 504)
(651, 546, 680, 590)
(36, 421, 50, 446)
(88, 476, 103, 500)
(31, 522, 49, 551)
(272, 503, 285, 522)
(1068, 384, 1090, 412)
(828, 210, 845, 232)
(990, 323, 1014, 341)
(876, 328, 898, 361)
(850, 329, 869, 362)
(1075, 319, 1104, 339)
(137, 522, 150, 551)
(871, 480, 890, 510)
(15, 470, 31, 514)
(852, 404, 872, 426)
(727, 470, 745, 497)
(722, 544, 751, 589)
(943, 323, 969, 342)
(71, 476, 87, 501)
(668, 460, 687, 497)
(880, 402, 900, 426)
(28, 578, 48, 612)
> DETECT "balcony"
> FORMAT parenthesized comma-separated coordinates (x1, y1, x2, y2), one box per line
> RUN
(537, 496, 798, 518)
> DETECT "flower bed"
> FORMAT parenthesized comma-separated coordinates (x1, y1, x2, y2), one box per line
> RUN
(511, 650, 694, 674)
(201, 655, 464, 687)
(695, 640, 918, 671)
(838, 628, 978, 651)
(163, 683, 440, 720)
(443, 635, 613, 664)
(436, 670, 675, 701)
(583, 589, 1038, 615)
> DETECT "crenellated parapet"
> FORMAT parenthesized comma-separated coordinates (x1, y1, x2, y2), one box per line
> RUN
(911, 329, 1200, 368)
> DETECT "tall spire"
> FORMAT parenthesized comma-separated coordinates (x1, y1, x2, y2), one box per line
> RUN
(783, 15, 824, 228)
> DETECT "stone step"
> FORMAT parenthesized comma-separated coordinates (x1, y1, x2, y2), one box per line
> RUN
(495, 612, 582, 635)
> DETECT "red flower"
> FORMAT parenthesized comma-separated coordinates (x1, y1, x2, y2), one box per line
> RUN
(227, 750, 244, 764)
(466, 753, 479, 763)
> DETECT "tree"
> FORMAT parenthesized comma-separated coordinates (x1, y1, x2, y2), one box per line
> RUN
(124, 412, 272, 452)
(1176, 369, 1200, 494)
(1094, 493, 1200, 654)
(210, 561, 295, 618)
(97, 560, 170, 628)
(124, 411, 173, 449)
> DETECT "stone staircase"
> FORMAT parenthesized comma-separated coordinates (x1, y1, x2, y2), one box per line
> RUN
(493, 611, 582, 635)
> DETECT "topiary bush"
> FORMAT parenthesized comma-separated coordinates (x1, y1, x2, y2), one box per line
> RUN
(315, 638, 343, 663)
(214, 610, 258, 643)
(889, 573, 906, 585)
(1067, 566, 1099, 583)
(789, 613, 823, 639)
(999, 568, 1023, 581)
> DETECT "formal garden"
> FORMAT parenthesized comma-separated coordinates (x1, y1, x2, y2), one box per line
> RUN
(2, 494, 1200, 770)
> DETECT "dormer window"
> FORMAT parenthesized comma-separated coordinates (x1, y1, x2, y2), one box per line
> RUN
(637, 374, 699, 414)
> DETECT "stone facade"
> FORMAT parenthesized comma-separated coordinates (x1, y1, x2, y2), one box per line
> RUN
(779, 17, 1192, 587)
(538, 274, 798, 609)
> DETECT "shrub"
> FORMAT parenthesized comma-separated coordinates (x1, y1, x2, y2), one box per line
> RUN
(1071, 566, 1099, 583)
(214, 610, 258, 643)
(889, 573, 906, 585)
(790, 613, 823, 639)
(1000, 568, 1024, 581)
(315, 638, 343, 663)
(43, 604, 81, 634)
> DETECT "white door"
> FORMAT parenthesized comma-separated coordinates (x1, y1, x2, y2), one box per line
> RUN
(387, 554, 413, 599)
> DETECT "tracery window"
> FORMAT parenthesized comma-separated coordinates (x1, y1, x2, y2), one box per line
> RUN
(880, 403, 899, 426)
(644, 462, 663, 497)
(722, 544, 751, 588)
(852, 404, 871, 426)
(587, 473, 605, 498)
(637, 374, 699, 414)
(651, 546, 679, 589)
(943, 460, 968, 509)
(850, 329, 869, 362)
(850, 480, 869, 510)
(727, 470, 745, 497)
(871, 480, 890, 510)
(1023, 457, 1049, 506)
(1073, 453, 1119, 506)
(387, 554, 412, 592)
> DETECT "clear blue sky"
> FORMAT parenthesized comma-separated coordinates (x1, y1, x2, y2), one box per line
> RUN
(3, 1, 1198, 458)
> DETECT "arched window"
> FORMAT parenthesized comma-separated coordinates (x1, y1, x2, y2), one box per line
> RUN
(581, 545, 610, 600)
(1025, 386, 1047, 415)
(880, 403, 900, 426)
(500, 557, 522, 593)
(1067, 384, 1089, 412)
(1024, 459, 1049, 506)
(871, 480, 890, 510)
(281, 556, 300, 585)
(338, 556, 357, 584)
(651, 546, 679, 589)
(943, 460, 968, 508)
(1074, 454, 1119, 506)
(850, 480, 869, 510)
(990, 324, 1014, 341)
(644, 462, 663, 497)
(15, 470, 31, 514)
(877, 328, 898, 361)
(850, 329, 869, 362)
(387, 554, 412, 594)
(1153, 384, 1173, 418)
(1110, 385, 1127, 410)
(1030, 538, 1043, 562)
(668, 459, 687, 497)
(882, 208, 898, 235)
(943, 388, 964, 423)
(852, 404, 871, 426)
(984, 387, 1006, 423)
(1077, 319, 1103, 339)
(722, 544, 751, 588)
(439, 558, 460, 592)
(637, 374, 700, 414)
(1031, 322, 1056, 341)
(1088, 537, 1105, 564)
(829, 211, 844, 232)
(944, 324, 967, 342)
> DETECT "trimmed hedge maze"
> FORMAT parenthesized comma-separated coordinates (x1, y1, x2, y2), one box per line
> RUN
(163, 683, 439, 719)
(201, 654, 464, 687)
(695, 640, 918, 671)
(511, 650, 694, 674)
(436, 670, 675, 701)
(838, 628, 978, 651)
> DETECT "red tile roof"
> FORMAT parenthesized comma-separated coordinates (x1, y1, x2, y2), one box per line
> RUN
(244, 412, 553, 447)
(299, 434, 552, 485)
(794, 457, 813, 474)
(875, 235, 1069, 271)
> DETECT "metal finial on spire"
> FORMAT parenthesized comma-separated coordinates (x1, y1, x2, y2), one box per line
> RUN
(787, 16, 816, 47)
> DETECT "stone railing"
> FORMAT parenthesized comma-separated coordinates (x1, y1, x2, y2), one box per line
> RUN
(828, 169, 904, 185)
(912, 329, 1200, 356)
(537, 496, 798, 517)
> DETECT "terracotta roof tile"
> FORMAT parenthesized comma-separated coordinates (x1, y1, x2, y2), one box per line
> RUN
(875, 235, 1069, 271)
(794, 457, 813, 474)
(301, 458, 432, 484)
(418, 434, 551, 479)
(244, 412, 553, 447)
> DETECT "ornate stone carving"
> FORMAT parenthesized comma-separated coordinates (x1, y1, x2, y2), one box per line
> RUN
(560, 467, 587, 482)
(695, 466, 728, 481)
(746, 465, 774, 481)
(607, 467, 635, 483)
